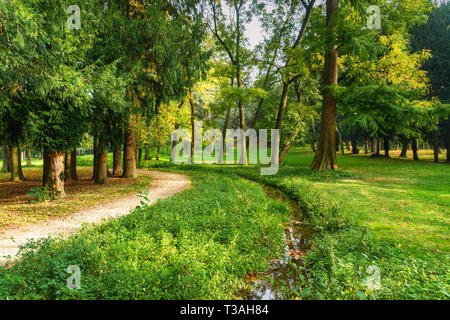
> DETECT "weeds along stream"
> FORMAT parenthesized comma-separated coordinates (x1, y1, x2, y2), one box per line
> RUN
(243, 185, 313, 300)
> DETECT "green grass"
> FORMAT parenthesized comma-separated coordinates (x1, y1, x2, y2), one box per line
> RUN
(0, 171, 290, 299)
(0, 147, 448, 299)
(206, 147, 450, 299)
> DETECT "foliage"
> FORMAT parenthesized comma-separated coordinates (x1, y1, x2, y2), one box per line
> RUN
(26, 187, 54, 203)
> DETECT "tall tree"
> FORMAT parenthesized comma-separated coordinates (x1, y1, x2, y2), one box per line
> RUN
(310, 0, 339, 170)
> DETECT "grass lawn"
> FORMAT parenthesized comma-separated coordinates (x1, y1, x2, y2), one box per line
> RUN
(283, 147, 449, 255)
(216, 146, 449, 299)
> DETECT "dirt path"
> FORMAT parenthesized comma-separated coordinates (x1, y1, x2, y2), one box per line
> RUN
(0, 170, 190, 264)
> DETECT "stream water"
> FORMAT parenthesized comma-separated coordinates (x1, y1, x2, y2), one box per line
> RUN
(243, 185, 312, 300)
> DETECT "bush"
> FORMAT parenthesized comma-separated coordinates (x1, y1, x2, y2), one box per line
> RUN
(26, 187, 54, 203)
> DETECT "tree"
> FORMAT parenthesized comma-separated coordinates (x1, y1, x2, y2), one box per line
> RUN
(207, 0, 253, 164)
(310, 0, 339, 170)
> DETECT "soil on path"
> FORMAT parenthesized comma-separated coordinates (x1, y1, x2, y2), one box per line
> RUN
(0, 170, 190, 263)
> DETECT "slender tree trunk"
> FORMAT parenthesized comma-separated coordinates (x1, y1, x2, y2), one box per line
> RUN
(310, 0, 339, 170)
(252, 98, 265, 129)
(311, 120, 318, 152)
(144, 145, 150, 160)
(137, 148, 143, 167)
(235, 7, 247, 166)
(70, 149, 78, 180)
(122, 116, 137, 178)
(412, 138, 419, 161)
(189, 89, 195, 164)
(26, 147, 32, 166)
(156, 144, 160, 161)
(92, 134, 99, 180)
(446, 136, 450, 164)
(113, 146, 122, 176)
(43, 149, 65, 196)
(370, 137, 375, 153)
(364, 141, 368, 154)
(220, 106, 231, 165)
(18, 146, 24, 180)
(171, 99, 185, 157)
(433, 132, 439, 163)
(383, 137, 390, 158)
(275, 82, 291, 135)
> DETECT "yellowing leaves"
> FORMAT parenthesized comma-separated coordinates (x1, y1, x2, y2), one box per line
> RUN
(377, 34, 430, 89)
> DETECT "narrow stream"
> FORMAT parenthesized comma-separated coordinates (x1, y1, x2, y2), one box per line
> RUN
(243, 185, 312, 300)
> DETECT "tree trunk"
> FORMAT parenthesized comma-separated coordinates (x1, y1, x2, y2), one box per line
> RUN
(94, 143, 108, 185)
(383, 137, 390, 158)
(433, 132, 439, 163)
(2, 145, 11, 173)
(400, 139, 408, 157)
(311, 120, 318, 152)
(144, 145, 150, 160)
(370, 137, 375, 153)
(235, 8, 247, 166)
(351, 139, 359, 154)
(26, 147, 32, 166)
(412, 138, 419, 161)
(113, 146, 122, 176)
(446, 136, 450, 164)
(156, 144, 160, 161)
(64, 152, 72, 181)
(9, 144, 20, 182)
(18, 146, 25, 180)
(252, 98, 265, 129)
(364, 141, 368, 154)
(43, 150, 65, 196)
(92, 134, 99, 180)
(189, 89, 195, 164)
(122, 116, 137, 178)
(137, 148, 143, 167)
(275, 82, 291, 135)
(70, 149, 78, 180)
(274, 82, 292, 163)
(310, 0, 339, 170)
(375, 138, 380, 156)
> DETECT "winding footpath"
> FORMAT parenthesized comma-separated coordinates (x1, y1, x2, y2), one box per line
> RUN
(0, 170, 190, 264)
